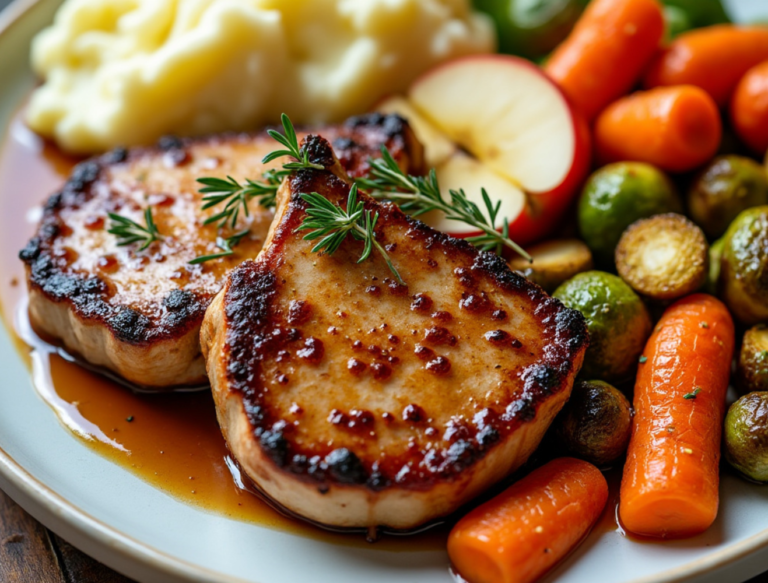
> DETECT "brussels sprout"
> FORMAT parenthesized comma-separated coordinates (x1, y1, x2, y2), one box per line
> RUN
(508, 238, 593, 293)
(578, 162, 682, 266)
(616, 213, 708, 301)
(720, 206, 768, 325)
(553, 271, 652, 382)
(724, 392, 768, 483)
(474, 0, 587, 59)
(556, 380, 632, 467)
(737, 325, 768, 394)
(688, 156, 768, 239)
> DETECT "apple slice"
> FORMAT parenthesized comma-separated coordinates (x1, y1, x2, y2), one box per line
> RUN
(407, 55, 591, 244)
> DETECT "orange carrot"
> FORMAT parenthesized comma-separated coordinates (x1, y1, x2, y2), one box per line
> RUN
(594, 85, 721, 172)
(620, 294, 735, 539)
(730, 60, 768, 155)
(544, 0, 665, 121)
(644, 25, 768, 107)
(448, 458, 608, 583)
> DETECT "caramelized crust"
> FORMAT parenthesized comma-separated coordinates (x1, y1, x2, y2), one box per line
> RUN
(202, 136, 588, 528)
(20, 114, 423, 389)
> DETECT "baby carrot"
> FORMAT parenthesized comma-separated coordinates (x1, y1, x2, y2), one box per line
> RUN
(644, 25, 768, 107)
(620, 294, 735, 539)
(594, 85, 721, 172)
(730, 60, 768, 155)
(544, 0, 665, 121)
(448, 458, 608, 583)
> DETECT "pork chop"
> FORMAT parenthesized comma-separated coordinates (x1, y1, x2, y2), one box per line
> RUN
(201, 135, 588, 529)
(20, 114, 423, 390)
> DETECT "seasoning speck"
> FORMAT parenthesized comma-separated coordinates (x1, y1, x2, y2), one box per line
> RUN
(699, 322, 709, 329)
(638, 355, 647, 364)
(683, 388, 701, 400)
(126, 415, 134, 422)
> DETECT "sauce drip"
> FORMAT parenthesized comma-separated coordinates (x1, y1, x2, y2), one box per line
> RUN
(0, 109, 447, 551)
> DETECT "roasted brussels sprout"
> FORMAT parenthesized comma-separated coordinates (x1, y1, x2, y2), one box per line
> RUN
(724, 392, 768, 483)
(737, 325, 768, 394)
(720, 206, 768, 325)
(688, 155, 768, 239)
(554, 271, 652, 382)
(615, 213, 708, 301)
(509, 238, 593, 293)
(556, 380, 632, 467)
(578, 162, 682, 266)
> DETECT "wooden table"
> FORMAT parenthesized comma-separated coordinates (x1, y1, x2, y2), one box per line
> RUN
(0, 489, 133, 583)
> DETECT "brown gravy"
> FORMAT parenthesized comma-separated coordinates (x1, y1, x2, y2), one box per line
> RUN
(0, 110, 448, 551)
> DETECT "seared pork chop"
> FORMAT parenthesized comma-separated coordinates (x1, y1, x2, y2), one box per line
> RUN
(201, 135, 588, 529)
(20, 114, 423, 390)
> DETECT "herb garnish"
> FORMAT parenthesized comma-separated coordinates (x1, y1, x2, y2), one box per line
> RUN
(638, 355, 648, 364)
(262, 114, 325, 171)
(357, 148, 531, 261)
(107, 207, 162, 251)
(189, 229, 251, 265)
(197, 170, 285, 228)
(297, 184, 403, 284)
(683, 387, 702, 400)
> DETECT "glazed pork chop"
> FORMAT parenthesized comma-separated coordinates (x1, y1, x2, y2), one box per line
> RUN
(20, 114, 423, 390)
(201, 135, 588, 529)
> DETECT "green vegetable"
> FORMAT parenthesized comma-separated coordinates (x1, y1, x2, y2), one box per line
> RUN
(473, 0, 587, 59)
(615, 213, 708, 301)
(737, 325, 768, 395)
(724, 392, 768, 483)
(578, 162, 682, 267)
(555, 379, 632, 467)
(688, 155, 768, 239)
(720, 206, 768, 325)
(662, 0, 730, 38)
(553, 271, 652, 382)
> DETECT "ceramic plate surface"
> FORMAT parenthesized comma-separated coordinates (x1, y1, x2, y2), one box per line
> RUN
(0, 1, 767, 582)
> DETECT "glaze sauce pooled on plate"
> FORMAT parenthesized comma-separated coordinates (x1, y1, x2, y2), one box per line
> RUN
(0, 110, 447, 551)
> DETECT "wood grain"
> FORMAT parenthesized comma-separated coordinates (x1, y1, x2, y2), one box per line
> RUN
(0, 489, 62, 583)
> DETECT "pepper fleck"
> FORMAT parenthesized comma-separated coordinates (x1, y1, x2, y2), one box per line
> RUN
(126, 416, 134, 422)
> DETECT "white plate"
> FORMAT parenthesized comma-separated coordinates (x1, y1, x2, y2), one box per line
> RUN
(1, 1, 768, 582)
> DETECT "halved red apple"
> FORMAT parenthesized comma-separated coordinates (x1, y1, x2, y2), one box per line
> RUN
(379, 55, 591, 246)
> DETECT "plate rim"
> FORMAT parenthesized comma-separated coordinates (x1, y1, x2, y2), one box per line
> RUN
(0, 0, 767, 581)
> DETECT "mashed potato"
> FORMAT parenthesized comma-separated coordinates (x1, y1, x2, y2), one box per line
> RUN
(26, 0, 494, 153)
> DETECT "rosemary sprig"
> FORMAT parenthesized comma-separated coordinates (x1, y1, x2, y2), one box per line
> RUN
(197, 169, 286, 228)
(298, 184, 403, 284)
(107, 207, 162, 251)
(357, 148, 531, 262)
(189, 229, 251, 265)
(262, 113, 325, 171)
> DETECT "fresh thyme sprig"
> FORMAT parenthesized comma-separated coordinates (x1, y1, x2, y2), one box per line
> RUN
(107, 207, 162, 251)
(357, 148, 531, 262)
(188, 229, 251, 265)
(262, 113, 325, 171)
(298, 184, 403, 284)
(197, 169, 286, 229)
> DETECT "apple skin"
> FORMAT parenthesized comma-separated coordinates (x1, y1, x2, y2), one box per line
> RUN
(406, 55, 593, 247)
(504, 103, 591, 246)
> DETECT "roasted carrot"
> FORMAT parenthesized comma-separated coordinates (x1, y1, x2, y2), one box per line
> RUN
(448, 458, 608, 583)
(544, 0, 665, 121)
(620, 294, 735, 539)
(644, 25, 768, 107)
(594, 86, 721, 172)
(730, 60, 768, 155)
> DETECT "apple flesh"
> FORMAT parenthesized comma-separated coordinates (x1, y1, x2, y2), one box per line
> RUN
(379, 55, 591, 246)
